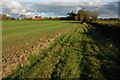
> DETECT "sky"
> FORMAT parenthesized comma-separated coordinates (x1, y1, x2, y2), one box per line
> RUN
(1, 0, 119, 18)
(2, 0, 120, 2)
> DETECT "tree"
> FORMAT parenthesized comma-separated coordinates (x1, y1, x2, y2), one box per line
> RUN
(10, 17, 16, 20)
(0, 14, 16, 20)
(77, 9, 100, 23)
(43, 17, 49, 20)
(91, 12, 100, 21)
(23, 17, 33, 20)
(67, 11, 77, 20)
(77, 10, 91, 22)
(48, 17, 53, 20)
(1, 14, 10, 20)
(53, 17, 59, 20)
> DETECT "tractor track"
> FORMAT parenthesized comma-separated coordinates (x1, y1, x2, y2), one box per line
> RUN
(5, 23, 120, 80)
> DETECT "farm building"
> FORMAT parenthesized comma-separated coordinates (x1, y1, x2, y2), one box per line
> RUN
(34, 16, 42, 20)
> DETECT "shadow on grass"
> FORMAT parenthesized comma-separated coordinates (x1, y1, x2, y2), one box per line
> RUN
(89, 23, 120, 47)
(85, 26, 120, 80)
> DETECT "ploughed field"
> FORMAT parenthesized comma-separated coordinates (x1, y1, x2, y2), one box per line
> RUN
(93, 20, 118, 25)
(2, 21, 120, 79)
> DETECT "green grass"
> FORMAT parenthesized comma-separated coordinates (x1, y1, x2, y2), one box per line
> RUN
(2, 20, 120, 79)
(2, 20, 73, 60)
(5, 21, 120, 79)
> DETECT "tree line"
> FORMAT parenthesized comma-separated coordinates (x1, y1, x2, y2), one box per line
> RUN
(66, 10, 100, 23)
(0, 14, 16, 20)
(1, 9, 119, 22)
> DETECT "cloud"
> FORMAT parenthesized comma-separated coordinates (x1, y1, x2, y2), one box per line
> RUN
(2, 0, 119, 2)
(2, 2, 118, 18)
(10, 9, 26, 14)
(6, 14, 10, 16)
(3, 0, 32, 2)
(24, 12, 32, 16)
(3, 2, 23, 9)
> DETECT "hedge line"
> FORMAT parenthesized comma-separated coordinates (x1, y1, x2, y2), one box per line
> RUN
(90, 23, 120, 46)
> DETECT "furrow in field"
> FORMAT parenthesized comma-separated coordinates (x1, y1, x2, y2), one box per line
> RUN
(50, 24, 83, 78)
(5, 22, 120, 79)
(86, 26, 120, 80)
(51, 30, 73, 78)
(79, 24, 106, 80)
(2, 22, 73, 78)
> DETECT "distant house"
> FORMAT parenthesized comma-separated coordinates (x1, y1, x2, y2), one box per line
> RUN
(34, 16, 42, 20)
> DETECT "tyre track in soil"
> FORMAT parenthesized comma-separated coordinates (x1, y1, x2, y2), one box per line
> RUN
(85, 25, 120, 80)
(7, 23, 119, 79)
(80, 24, 105, 80)
(9, 24, 102, 78)
(7, 24, 73, 78)
(51, 24, 82, 78)
(50, 24, 106, 79)
(3, 23, 73, 78)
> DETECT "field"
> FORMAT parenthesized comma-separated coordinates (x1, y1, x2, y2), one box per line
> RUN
(2, 20, 73, 77)
(93, 20, 118, 25)
(2, 21, 120, 79)
(97, 20, 118, 23)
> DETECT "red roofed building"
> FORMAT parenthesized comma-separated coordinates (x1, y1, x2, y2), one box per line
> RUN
(34, 16, 42, 20)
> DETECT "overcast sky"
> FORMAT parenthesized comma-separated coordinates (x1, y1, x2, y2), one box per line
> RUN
(2, 0, 120, 2)
(1, 0, 119, 18)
